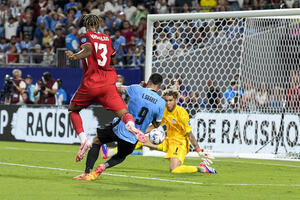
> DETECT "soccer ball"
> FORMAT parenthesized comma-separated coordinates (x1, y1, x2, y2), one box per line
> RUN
(148, 128, 165, 144)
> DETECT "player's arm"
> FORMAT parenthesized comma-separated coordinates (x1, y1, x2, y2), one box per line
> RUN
(187, 131, 202, 153)
(188, 131, 214, 163)
(65, 43, 92, 60)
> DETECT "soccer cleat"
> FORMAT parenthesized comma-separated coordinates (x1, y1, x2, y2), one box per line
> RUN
(125, 122, 147, 143)
(84, 164, 106, 181)
(101, 144, 109, 159)
(76, 138, 92, 162)
(199, 163, 217, 174)
(72, 173, 88, 180)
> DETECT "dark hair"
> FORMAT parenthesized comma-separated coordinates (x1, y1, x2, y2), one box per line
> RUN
(83, 14, 101, 28)
(148, 73, 163, 85)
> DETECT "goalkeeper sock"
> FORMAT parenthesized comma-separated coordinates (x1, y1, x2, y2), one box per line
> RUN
(135, 141, 144, 150)
(85, 143, 100, 173)
(69, 111, 84, 136)
(171, 165, 198, 173)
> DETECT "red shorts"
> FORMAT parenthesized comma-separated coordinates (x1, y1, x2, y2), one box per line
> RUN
(70, 84, 127, 111)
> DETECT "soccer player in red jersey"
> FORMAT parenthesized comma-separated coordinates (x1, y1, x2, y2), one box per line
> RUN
(65, 14, 146, 162)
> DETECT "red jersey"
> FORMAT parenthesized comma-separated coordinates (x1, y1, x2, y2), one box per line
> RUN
(79, 32, 116, 88)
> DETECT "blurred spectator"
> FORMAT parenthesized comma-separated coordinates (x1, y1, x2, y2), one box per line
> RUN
(42, 28, 51, 47)
(114, 0, 124, 13)
(200, 0, 217, 12)
(286, 71, 300, 110)
(10, 69, 26, 104)
(91, 2, 106, 17)
(53, 26, 65, 51)
(49, 11, 61, 32)
(156, 32, 172, 57)
(206, 80, 222, 109)
(255, 82, 269, 108)
(4, 17, 18, 40)
(224, 80, 244, 107)
(66, 25, 79, 52)
(112, 28, 126, 65)
(34, 20, 46, 45)
(19, 48, 30, 63)
(20, 91, 34, 104)
(192, 3, 203, 13)
(243, 80, 256, 110)
(56, 78, 67, 105)
(155, 0, 169, 14)
(19, 15, 36, 40)
(10, 35, 21, 52)
(34, 71, 58, 104)
(24, 74, 36, 102)
(124, 0, 136, 26)
(121, 20, 134, 49)
(0, 37, 7, 52)
(42, 45, 54, 65)
(136, 17, 146, 39)
(105, 11, 121, 32)
(135, 4, 147, 26)
(64, 0, 78, 13)
(36, 7, 50, 30)
(32, 44, 43, 63)
(270, 85, 284, 109)
(116, 74, 128, 103)
(216, 0, 231, 11)
(20, 34, 33, 50)
(6, 44, 18, 63)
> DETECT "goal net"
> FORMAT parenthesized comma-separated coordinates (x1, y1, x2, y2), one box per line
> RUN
(144, 9, 300, 160)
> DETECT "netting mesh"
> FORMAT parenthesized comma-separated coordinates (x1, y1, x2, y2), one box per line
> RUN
(151, 17, 300, 116)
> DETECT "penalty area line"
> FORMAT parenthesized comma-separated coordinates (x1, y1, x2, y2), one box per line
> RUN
(0, 162, 300, 187)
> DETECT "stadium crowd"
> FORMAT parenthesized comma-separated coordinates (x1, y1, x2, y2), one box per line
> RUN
(0, 0, 298, 65)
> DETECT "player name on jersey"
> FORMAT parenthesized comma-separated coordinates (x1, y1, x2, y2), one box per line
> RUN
(142, 93, 158, 104)
(89, 34, 109, 41)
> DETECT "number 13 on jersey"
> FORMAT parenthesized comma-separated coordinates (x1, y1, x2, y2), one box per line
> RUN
(94, 43, 107, 67)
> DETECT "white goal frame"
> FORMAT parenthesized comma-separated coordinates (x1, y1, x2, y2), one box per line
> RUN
(144, 8, 300, 161)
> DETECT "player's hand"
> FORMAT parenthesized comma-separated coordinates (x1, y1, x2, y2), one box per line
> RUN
(139, 81, 146, 88)
(65, 50, 77, 60)
(136, 133, 147, 143)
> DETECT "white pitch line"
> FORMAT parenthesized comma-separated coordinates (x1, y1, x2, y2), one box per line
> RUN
(217, 160, 300, 169)
(3, 146, 300, 168)
(0, 162, 300, 187)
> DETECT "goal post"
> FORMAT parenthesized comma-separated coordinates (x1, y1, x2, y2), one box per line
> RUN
(144, 8, 300, 160)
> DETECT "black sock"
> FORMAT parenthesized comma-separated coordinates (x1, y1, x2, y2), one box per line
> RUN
(85, 143, 101, 173)
(104, 154, 126, 169)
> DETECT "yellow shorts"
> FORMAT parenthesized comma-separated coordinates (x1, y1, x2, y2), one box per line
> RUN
(162, 138, 189, 164)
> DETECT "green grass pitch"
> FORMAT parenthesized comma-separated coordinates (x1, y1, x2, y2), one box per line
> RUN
(0, 141, 300, 200)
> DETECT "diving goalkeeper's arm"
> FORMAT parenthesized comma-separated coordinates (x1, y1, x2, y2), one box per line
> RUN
(188, 131, 214, 165)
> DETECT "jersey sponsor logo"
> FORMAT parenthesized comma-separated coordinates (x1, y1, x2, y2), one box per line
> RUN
(171, 118, 176, 124)
(81, 37, 87, 43)
(90, 34, 109, 41)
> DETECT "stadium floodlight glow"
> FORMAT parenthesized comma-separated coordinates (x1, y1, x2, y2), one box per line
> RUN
(145, 8, 300, 161)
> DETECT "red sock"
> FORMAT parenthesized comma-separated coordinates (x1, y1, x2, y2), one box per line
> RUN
(121, 112, 135, 124)
(69, 111, 84, 135)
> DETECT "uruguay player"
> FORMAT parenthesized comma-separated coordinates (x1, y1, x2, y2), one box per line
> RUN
(73, 73, 165, 180)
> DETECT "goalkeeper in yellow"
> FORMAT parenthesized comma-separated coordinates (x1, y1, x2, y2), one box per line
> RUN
(139, 89, 217, 174)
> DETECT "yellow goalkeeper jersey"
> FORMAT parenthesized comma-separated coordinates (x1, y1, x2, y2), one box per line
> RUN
(161, 105, 192, 144)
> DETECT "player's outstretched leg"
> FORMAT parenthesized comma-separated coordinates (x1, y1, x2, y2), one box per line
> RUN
(69, 106, 92, 162)
(84, 164, 106, 181)
(72, 173, 88, 180)
(198, 163, 217, 174)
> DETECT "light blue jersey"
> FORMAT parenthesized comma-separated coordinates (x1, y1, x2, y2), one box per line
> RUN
(113, 85, 165, 144)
